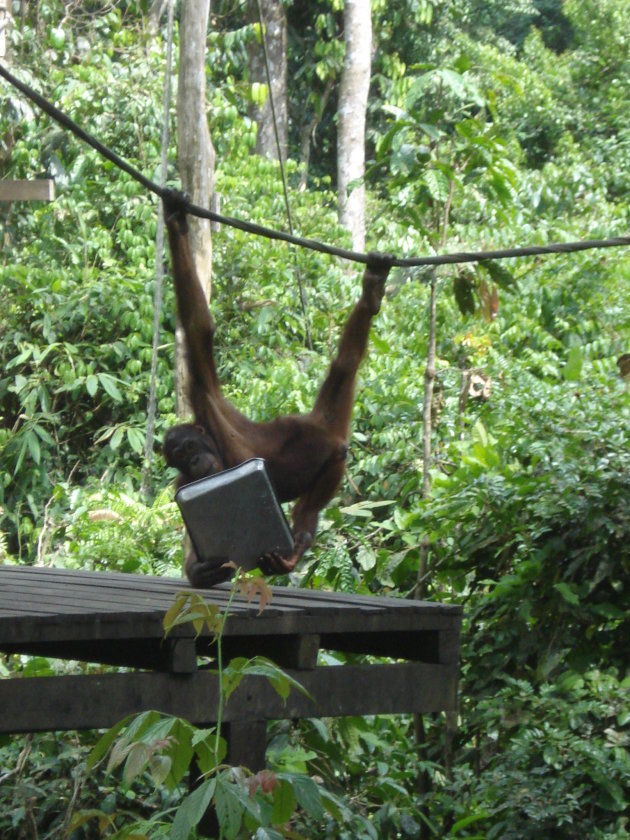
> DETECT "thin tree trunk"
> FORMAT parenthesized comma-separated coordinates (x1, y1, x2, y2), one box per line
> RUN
(141, 0, 174, 499)
(413, 272, 438, 840)
(414, 272, 437, 601)
(299, 76, 334, 191)
(0, 1, 8, 62)
(175, 0, 215, 419)
(337, 0, 371, 252)
(248, 0, 288, 161)
(147, 0, 169, 35)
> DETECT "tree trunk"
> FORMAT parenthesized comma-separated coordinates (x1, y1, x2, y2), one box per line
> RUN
(147, 0, 169, 35)
(175, 0, 215, 418)
(413, 272, 438, 840)
(0, 0, 9, 62)
(414, 272, 437, 600)
(337, 0, 371, 252)
(299, 76, 334, 191)
(247, 0, 288, 161)
(141, 0, 175, 500)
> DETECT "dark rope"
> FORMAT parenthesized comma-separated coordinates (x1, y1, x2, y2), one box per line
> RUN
(1, 62, 629, 268)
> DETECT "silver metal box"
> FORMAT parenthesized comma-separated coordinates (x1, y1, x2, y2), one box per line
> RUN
(175, 458, 294, 572)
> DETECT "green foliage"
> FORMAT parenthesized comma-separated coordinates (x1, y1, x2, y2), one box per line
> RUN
(422, 370, 630, 677)
(1, 0, 630, 838)
(76, 581, 335, 840)
(0, 19, 178, 558)
(451, 671, 630, 839)
(63, 485, 182, 574)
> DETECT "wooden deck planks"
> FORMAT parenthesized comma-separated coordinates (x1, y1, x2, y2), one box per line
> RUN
(0, 566, 462, 737)
(1, 572, 327, 614)
(0, 565, 446, 610)
(0, 567, 459, 622)
(0, 565, 462, 664)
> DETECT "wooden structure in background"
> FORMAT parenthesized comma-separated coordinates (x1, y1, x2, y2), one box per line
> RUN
(0, 566, 461, 771)
(0, 179, 55, 202)
(0, 3, 54, 205)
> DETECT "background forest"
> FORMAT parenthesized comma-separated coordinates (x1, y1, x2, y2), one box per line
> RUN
(1, 0, 629, 838)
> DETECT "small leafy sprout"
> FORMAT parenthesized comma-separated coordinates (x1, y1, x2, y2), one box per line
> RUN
(219, 655, 312, 704)
(163, 591, 222, 639)
(231, 565, 273, 613)
(162, 566, 273, 639)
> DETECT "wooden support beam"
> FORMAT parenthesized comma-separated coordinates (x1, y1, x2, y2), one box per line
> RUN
(226, 720, 267, 770)
(220, 632, 321, 670)
(0, 661, 458, 734)
(195, 719, 268, 839)
(6, 637, 198, 674)
(0, 179, 55, 202)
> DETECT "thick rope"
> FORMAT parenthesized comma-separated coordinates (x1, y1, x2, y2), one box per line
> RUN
(1, 62, 629, 268)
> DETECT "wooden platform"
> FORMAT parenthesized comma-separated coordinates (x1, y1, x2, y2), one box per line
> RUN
(0, 566, 462, 741)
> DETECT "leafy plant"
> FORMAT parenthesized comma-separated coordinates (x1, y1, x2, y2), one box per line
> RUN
(74, 574, 351, 839)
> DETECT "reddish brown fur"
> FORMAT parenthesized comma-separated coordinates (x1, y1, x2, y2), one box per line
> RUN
(163, 192, 391, 586)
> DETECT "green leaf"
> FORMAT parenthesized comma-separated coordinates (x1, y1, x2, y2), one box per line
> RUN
(391, 143, 418, 175)
(88, 716, 132, 770)
(86, 374, 98, 397)
(472, 420, 488, 448)
(340, 500, 394, 517)
(223, 657, 310, 704)
(168, 719, 195, 786)
(320, 788, 346, 821)
(453, 275, 475, 315)
(449, 811, 490, 835)
(371, 333, 390, 353)
(563, 346, 583, 381)
(554, 582, 580, 606)
(286, 774, 324, 820)
(149, 754, 172, 787)
(49, 26, 66, 49)
(419, 122, 441, 141)
(250, 82, 268, 107)
(171, 779, 216, 840)
(123, 742, 151, 784)
(480, 260, 518, 291)
(126, 427, 144, 454)
(98, 372, 123, 402)
(405, 71, 434, 108)
(106, 737, 133, 775)
(221, 657, 248, 702)
(123, 710, 162, 742)
(252, 830, 285, 840)
(26, 430, 41, 465)
(34, 425, 55, 445)
(357, 545, 376, 571)
(110, 426, 124, 451)
(191, 727, 217, 747)
(423, 168, 451, 202)
(618, 709, 630, 727)
(556, 671, 585, 691)
(215, 777, 244, 840)
(271, 779, 296, 825)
